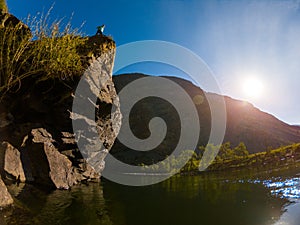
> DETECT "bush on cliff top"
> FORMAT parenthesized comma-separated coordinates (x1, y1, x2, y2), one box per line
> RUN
(27, 11, 87, 81)
(0, 0, 7, 13)
(0, 7, 91, 95)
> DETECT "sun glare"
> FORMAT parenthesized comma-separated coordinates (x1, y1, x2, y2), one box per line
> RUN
(242, 77, 264, 99)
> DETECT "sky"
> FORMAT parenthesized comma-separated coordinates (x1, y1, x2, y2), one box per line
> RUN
(6, 0, 300, 125)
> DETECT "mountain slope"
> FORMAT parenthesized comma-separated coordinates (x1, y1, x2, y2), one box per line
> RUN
(111, 73, 300, 163)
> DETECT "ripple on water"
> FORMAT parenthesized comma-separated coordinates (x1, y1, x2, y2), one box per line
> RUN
(262, 177, 300, 199)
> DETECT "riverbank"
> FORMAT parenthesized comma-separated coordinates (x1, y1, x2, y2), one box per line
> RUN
(200, 143, 300, 175)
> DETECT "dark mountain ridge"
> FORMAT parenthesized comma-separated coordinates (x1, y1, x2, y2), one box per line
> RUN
(111, 73, 300, 164)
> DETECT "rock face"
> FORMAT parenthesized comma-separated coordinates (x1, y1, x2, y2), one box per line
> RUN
(21, 128, 107, 189)
(0, 12, 121, 211)
(20, 128, 74, 189)
(0, 176, 13, 208)
(71, 46, 121, 174)
(0, 28, 121, 193)
(0, 142, 25, 182)
(0, 40, 121, 190)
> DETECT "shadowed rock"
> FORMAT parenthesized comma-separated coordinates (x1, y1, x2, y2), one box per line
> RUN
(0, 142, 25, 182)
(0, 176, 13, 208)
(20, 128, 101, 189)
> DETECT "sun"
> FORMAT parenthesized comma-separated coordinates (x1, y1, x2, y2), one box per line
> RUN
(242, 77, 264, 99)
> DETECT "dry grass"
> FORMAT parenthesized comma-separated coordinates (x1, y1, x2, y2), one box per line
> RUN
(0, 7, 87, 94)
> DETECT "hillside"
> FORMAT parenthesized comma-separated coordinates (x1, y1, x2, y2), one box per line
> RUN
(111, 73, 300, 164)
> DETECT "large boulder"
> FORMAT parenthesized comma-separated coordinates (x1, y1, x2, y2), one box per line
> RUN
(22, 128, 76, 189)
(0, 142, 25, 182)
(0, 176, 13, 208)
(33, 128, 76, 189)
(19, 128, 102, 189)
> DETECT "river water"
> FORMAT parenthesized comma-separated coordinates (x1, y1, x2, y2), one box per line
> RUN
(1, 167, 300, 225)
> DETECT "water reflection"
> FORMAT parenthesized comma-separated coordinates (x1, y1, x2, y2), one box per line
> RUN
(1, 183, 112, 225)
(1, 172, 299, 225)
(259, 176, 300, 225)
(273, 200, 300, 225)
(263, 178, 300, 199)
(103, 175, 288, 225)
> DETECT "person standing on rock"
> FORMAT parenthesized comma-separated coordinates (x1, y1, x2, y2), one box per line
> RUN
(96, 24, 105, 36)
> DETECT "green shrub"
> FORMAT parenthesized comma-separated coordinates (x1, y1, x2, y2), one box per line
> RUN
(0, 19, 32, 93)
(0, 7, 87, 95)
(27, 10, 87, 81)
(0, 0, 7, 13)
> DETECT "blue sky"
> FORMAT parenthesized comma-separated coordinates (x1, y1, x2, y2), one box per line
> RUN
(7, 0, 300, 125)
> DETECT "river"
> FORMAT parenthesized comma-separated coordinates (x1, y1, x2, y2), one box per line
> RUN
(1, 167, 300, 225)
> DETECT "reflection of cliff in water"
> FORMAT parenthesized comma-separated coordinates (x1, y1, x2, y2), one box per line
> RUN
(0, 175, 294, 225)
(0, 183, 112, 225)
(103, 175, 288, 225)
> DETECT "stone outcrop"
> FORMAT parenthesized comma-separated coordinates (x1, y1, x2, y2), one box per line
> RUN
(71, 45, 121, 175)
(0, 12, 121, 207)
(0, 41, 121, 189)
(22, 128, 104, 189)
(0, 35, 120, 186)
(0, 42, 122, 189)
(0, 142, 25, 182)
(21, 128, 75, 189)
(0, 176, 13, 208)
(0, 127, 104, 190)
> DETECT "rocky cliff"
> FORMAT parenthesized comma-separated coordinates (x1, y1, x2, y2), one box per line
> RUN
(0, 13, 121, 207)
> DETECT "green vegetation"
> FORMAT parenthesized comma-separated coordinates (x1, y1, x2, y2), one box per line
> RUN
(140, 150, 200, 174)
(0, 19, 31, 93)
(0, 8, 87, 95)
(206, 142, 300, 172)
(0, 0, 7, 13)
(141, 142, 300, 174)
(28, 14, 87, 81)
